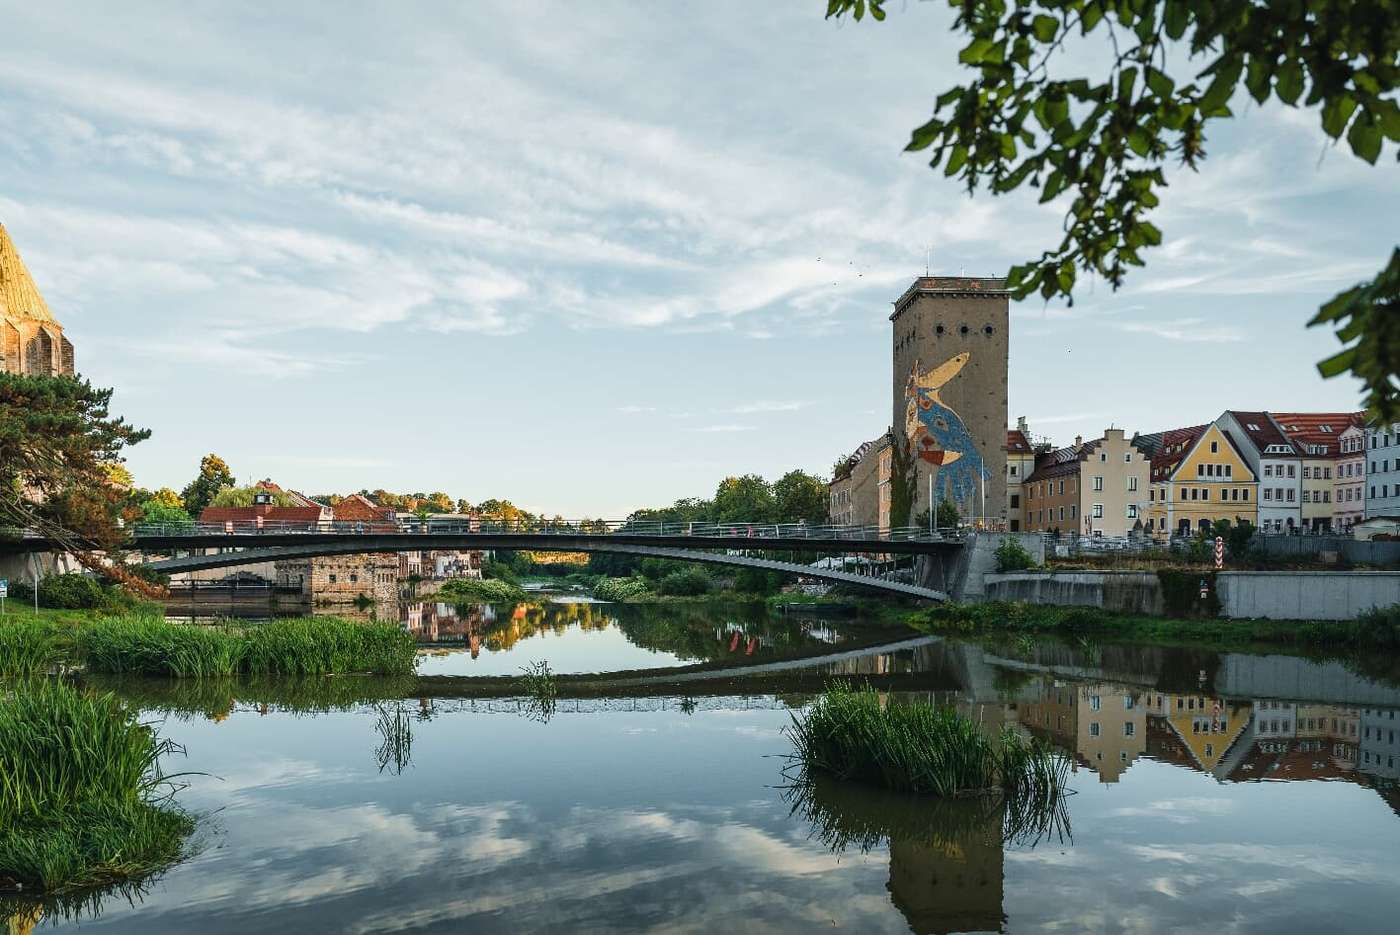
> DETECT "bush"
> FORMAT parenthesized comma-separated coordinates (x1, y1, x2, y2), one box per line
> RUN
(482, 559, 520, 586)
(593, 577, 652, 601)
(1157, 569, 1221, 617)
(657, 568, 713, 596)
(38, 574, 108, 610)
(436, 577, 529, 604)
(994, 538, 1036, 572)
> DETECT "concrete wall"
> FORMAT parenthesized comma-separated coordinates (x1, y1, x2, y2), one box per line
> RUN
(984, 571, 1164, 615)
(1251, 534, 1400, 568)
(1216, 571, 1400, 621)
(948, 532, 1046, 601)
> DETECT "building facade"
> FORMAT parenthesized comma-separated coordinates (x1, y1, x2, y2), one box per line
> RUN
(1137, 423, 1257, 539)
(1273, 412, 1364, 534)
(828, 433, 892, 528)
(891, 277, 1009, 526)
(1365, 422, 1400, 520)
(1005, 417, 1037, 532)
(1213, 411, 1301, 534)
(1, 222, 75, 377)
(1335, 423, 1367, 532)
(1021, 429, 1150, 537)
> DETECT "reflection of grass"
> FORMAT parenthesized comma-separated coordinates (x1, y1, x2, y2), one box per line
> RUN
(787, 685, 1070, 801)
(783, 771, 1070, 854)
(519, 660, 557, 722)
(373, 704, 413, 775)
(81, 673, 422, 719)
(0, 680, 195, 893)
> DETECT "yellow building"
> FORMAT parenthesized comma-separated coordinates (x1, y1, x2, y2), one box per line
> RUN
(1076, 684, 1147, 782)
(1135, 423, 1258, 539)
(1, 222, 74, 377)
(1146, 693, 1253, 771)
(1005, 417, 1038, 532)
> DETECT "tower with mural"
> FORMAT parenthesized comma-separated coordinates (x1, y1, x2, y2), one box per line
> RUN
(1, 222, 75, 378)
(891, 276, 1008, 526)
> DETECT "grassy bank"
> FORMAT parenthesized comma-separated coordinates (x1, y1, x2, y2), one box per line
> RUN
(907, 601, 1400, 652)
(434, 578, 530, 604)
(0, 614, 418, 678)
(787, 684, 1068, 800)
(0, 681, 195, 892)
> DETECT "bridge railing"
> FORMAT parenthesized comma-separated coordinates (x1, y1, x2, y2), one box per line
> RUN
(126, 518, 963, 543)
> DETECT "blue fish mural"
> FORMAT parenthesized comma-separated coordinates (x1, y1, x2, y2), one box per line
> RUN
(904, 353, 990, 507)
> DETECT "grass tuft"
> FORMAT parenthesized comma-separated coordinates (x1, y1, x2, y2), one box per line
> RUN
(0, 680, 195, 892)
(0, 618, 65, 677)
(786, 684, 1069, 803)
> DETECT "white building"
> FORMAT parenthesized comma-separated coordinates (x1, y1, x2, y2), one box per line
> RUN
(1335, 423, 1367, 533)
(1365, 422, 1400, 520)
(1215, 411, 1303, 534)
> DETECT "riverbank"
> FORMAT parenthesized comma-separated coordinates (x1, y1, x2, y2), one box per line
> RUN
(907, 601, 1400, 653)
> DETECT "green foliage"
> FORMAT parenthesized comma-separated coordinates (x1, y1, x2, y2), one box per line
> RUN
(735, 566, 787, 595)
(593, 576, 653, 601)
(75, 615, 419, 677)
(712, 473, 777, 523)
(0, 372, 151, 549)
(0, 618, 64, 676)
(178, 453, 234, 517)
(787, 684, 1069, 799)
(36, 574, 109, 610)
(936, 498, 961, 531)
(436, 577, 530, 604)
(889, 438, 914, 528)
(657, 568, 714, 596)
(140, 499, 194, 527)
(518, 660, 558, 723)
(481, 558, 521, 586)
(825, 0, 1400, 421)
(994, 537, 1037, 572)
(0, 680, 194, 891)
(773, 469, 832, 524)
(206, 485, 299, 509)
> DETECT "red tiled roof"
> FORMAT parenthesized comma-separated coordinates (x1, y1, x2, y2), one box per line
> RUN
(1270, 411, 1367, 457)
(333, 494, 396, 524)
(1006, 429, 1032, 453)
(1025, 442, 1088, 483)
(1144, 425, 1207, 482)
(1224, 411, 1301, 457)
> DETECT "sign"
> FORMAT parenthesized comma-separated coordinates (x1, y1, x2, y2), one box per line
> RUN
(1214, 536, 1225, 570)
(0, 577, 7, 613)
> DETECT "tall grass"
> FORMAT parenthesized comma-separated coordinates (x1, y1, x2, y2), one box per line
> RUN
(0, 618, 65, 676)
(519, 660, 557, 723)
(75, 615, 418, 678)
(0, 680, 195, 891)
(786, 685, 1069, 802)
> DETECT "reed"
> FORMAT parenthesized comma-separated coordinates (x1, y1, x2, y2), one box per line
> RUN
(0, 618, 64, 677)
(786, 684, 1070, 801)
(519, 660, 557, 722)
(0, 680, 195, 892)
(75, 615, 418, 678)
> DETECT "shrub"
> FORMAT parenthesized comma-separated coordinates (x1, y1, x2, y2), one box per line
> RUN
(994, 538, 1036, 572)
(38, 574, 108, 610)
(787, 685, 1068, 800)
(593, 577, 652, 601)
(1157, 569, 1221, 617)
(657, 568, 713, 596)
(436, 577, 529, 604)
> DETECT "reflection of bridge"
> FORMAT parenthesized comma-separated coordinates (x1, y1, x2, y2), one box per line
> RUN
(3, 519, 966, 601)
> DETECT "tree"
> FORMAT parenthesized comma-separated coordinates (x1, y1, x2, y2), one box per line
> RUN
(425, 492, 454, 513)
(712, 474, 776, 523)
(827, 0, 1399, 420)
(149, 487, 184, 510)
(180, 454, 233, 517)
(207, 486, 299, 508)
(773, 469, 831, 524)
(141, 499, 194, 527)
(0, 372, 150, 551)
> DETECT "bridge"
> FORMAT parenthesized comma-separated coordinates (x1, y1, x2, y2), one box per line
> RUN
(2, 519, 966, 601)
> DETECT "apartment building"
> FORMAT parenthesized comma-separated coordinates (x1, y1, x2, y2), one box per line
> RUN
(1213, 411, 1301, 533)
(1336, 423, 1367, 532)
(1005, 417, 1037, 532)
(1135, 423, 1257, 539)
(1273, 412, 1365, 533)
(1366, 422, 1400, 520)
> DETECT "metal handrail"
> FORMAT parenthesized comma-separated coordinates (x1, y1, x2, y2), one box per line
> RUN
(116, 518, 965, 543)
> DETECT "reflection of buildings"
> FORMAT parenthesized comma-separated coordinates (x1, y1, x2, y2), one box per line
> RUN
(1018, 682, 1145, 782)
(1144, 693, 1252, 772)
(888, 831, 1004, 935)
(1360, 708, 1400, 779)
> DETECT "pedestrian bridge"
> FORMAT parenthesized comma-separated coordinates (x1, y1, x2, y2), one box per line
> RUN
(3, 519, 966, 602)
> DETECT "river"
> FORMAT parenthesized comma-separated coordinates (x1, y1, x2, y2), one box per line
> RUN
(8, 597, 1400, 933)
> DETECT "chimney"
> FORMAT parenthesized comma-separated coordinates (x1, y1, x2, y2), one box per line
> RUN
(1017, 415, 1029, 434)
(1074, 435, 1083, 447)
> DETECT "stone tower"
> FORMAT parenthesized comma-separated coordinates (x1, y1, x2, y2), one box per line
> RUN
(891, 276, 1008, 526)
(1, 222, 74, 377)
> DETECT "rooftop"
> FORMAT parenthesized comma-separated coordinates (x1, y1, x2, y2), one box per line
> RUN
(0, 222, 56, 325)
(890, 275, 1009, 319)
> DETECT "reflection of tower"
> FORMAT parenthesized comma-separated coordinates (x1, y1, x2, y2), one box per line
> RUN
(887, 816, 1005, 934)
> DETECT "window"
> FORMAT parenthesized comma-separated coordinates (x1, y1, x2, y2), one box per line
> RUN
(1125, 452, 1132, 462)
(1010, 494, 1020, 508)
(1009, 464, 1018, 477)
(1287, 488, 1295, 502)
(1211, 441, 1219, 453)
(1093, 503, 1104, 518)
(1303, 466, 1312, 479)
(1325, 467, 1332, 479)
(1058, 506, 1065, 521)
(1071, 505, 1078, 519)
(1124, 696, 1135, 710)
(1128, 477, 1138, 491)
(1197, 464, 1204, 477)
(1264, 464, 1273, 477)
(1287, 464, 1296, 477)
(1058, 480, 1065, 495)
(1089, 722, 1101, 737)
(1090, 695, 1102, 710)
(1124, 722, 1136, 737)
(1094, 475, 1104, 491)
(1100, 451, 1107, 462)
(329, 574, 337, 583)
(1264, 488, 1273, 501)
(349, 574, 358, 583)
(1127, 504, 1138, 519)
(1243, 488, 1249, 501)
(1324, 491, 1331, 503)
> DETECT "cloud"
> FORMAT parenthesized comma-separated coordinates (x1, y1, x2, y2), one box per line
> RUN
(1116, 318, 1245, 343)
(616, 405, 657, 414)
(688, 424, 756, 433)
(730, 400, 807, 414)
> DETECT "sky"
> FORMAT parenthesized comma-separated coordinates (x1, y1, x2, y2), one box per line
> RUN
(2, 1, 1395, 516)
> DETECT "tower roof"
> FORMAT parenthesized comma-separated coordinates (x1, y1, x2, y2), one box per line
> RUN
(0, 222, 57, 324)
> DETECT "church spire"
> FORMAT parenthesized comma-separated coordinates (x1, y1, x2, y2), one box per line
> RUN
(0, 222, 57, 324)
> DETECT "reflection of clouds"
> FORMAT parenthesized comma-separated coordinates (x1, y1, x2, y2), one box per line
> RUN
(1106, 797, 1236, 824)
(1119, 843, 1391, 884)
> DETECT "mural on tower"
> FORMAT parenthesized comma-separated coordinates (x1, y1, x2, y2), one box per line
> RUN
(904, 353, 990, 508)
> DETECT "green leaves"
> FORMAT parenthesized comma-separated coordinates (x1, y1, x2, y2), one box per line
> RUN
(1275, 60, 1304, 105)
(1322, 94, 1359, 139)
(1199, 58, 1242, 112)
(1348, 114, 1382, 163)
(1032, 14, 1059, 43)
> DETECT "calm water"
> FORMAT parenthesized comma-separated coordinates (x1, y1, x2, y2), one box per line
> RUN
(12, 613, 1400, 933)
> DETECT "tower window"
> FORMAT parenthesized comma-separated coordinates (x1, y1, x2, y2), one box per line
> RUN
(983, 325, 994, 335)
(935, 324, 945, 335)
(959, 324, 970, 335)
